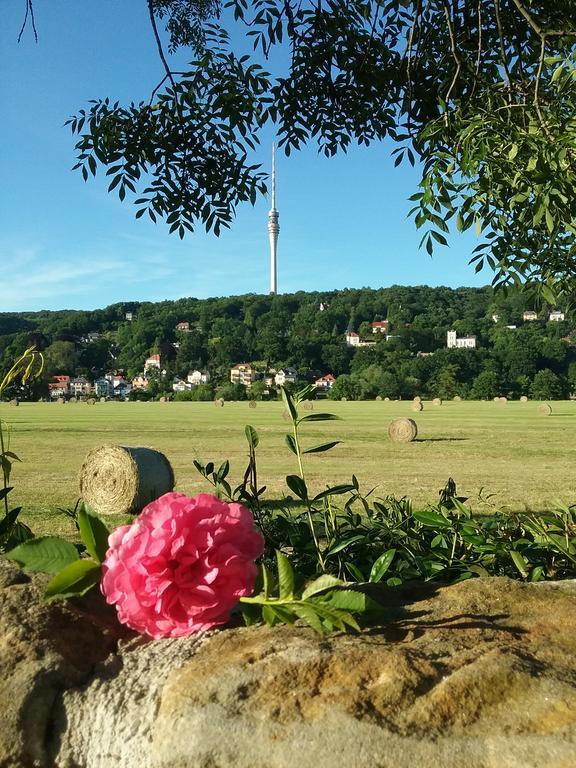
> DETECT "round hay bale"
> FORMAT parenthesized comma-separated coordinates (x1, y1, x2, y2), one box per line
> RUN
(100, 396, 106, 403)
(282, 410, 292, 421)
(86, 398, 96, 405)
(341, 397, 347, 402)
(214, 398, 225, 407)
(411, 401, 423, 412)
(384, 397, 390, 402)
(388, 418, 418, 443)
(9, 399, 19, 407)
(249, 400, 257, 408)
(159, 396, 167, 403)
(375, 395, 382, 402)
(538, 403, 552, 416)
(303, 400, 314, 410)
(432, 398, 442, 406)
(79, 444, 175, 516)
(57, 397, 66, 404)
(520, 395, 529, 403)
(69, 396, 77, 403)
(413, 396, 422, 403)
(499, 396, 507, 403)
(453, 395, 462, 402)
(493, 396, 500, 402)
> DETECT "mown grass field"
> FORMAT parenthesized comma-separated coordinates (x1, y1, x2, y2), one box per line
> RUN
(1, 398, 575, 536)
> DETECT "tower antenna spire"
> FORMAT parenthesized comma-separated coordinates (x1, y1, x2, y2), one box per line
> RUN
(267, 142, 279, 294)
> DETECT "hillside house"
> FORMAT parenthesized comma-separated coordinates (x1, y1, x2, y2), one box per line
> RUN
(145, 354, 162, 372)
(523, 311, 538, 321)
(345, 330, 360, 346)
(175, 322, 190, 332)
(187, 370, 210, 386)
(447, 331, 476, 349)
(230, 363, 256, 387)
(48, 375, 70, 398)
(275, 368, 299, 386)
(549, 311, 565, 322)
(125, 312, 134, 321)
(172, 378, 191, 393)
(132, 374, 149, 391)
(69, 377, 92, 397)
(314, 374, 336, 391)
(94, 378, 111, 397)
(371, 321, 389, 334)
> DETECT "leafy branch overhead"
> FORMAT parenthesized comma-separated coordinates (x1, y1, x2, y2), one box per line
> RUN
(58, 1, 576, 296)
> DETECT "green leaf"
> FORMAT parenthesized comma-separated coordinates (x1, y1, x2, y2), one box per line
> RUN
(245, 425, 259, 449)
(44, 559, 102, 601)
(302, 573, 345, 600)
(413, 510, 452, 528)
(302, 441, 341, 455)
(325, 534, 366, 556)
(285, 474, 308, 500)
(6, 536, 79, 574)
(508, 144, 519, 161)
(291, 603, 325, 634)
(369, 549, 396, 583)
(276, 550, 294, 599)
(280, 386, 298, 421)
(77, 504, 110, 564)
(510, 550, 529, 579)
(298, 413, 341, 423)
(313, 484, 355, 501)
(284, 434, 298, 455)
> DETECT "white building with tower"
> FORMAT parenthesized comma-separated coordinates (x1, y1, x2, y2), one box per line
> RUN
(447, 330, 476, 349)
(267, 144, 280, 294)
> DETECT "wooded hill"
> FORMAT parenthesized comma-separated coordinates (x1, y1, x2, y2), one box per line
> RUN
(1, 285, 575, 400)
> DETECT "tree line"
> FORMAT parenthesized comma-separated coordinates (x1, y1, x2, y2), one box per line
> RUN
(0, 285, 575, 401)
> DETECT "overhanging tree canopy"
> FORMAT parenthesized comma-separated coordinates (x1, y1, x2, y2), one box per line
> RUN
(25, 1, 576, 296)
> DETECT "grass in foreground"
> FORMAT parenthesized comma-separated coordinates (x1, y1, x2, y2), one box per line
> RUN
(1, 398, 575, 536)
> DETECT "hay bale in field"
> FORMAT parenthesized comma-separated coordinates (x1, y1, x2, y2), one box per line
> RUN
(520, 395, 529, 403)
(538, 403, 552, 416)
(499, 396, 507, 403)
(388, 418, 418, 443)
(159, 396, 167, 403)
(249, 400, 257, 408)
(86, 398, 96, 405)
(493, 396, 500, 402)
(413, 396, 422, 403)
(341, 397, 347, 402)
(57, 397, 66, 404)
(453, 395, 462, 402)
(384, 397, 390, 402)
(375, 395, 382, 401)
(69, 396, 77, 403)
(411, 401, 423, 412)
(214, 398, 225, 407)
(432, 398, 442, 406)
(303, 400, 314, 410)
(9, 399, 19, 406)
(100, 397, 106, 403)
(79, 444, 175, 516)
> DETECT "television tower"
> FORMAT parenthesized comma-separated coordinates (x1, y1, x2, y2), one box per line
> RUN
(267, 143, 279, 294)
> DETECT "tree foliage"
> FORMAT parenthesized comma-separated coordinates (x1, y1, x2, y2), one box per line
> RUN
(43, 1, 574, 297)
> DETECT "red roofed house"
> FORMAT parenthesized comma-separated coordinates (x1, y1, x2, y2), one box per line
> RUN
(371, 320, 389, 334)
(345, 330, 360, 347)
(175, 322, 190, 332)
(145, 354, 162, 372)
(48, 375, 70, 399)
(315, 374, 336, 391)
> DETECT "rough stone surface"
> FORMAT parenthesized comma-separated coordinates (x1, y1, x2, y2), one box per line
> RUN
(2, 555, 576, 768)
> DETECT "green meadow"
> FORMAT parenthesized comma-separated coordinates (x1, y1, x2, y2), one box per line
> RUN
(1, 399, 575, 536)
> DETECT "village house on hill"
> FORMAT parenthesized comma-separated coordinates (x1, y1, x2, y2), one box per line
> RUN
(446, 330, 476, 349)
(274, 368, 299, 386)
(175, 322, 190, 332)
(145, 354, 162, 372)
(523, 310, 538, 322)
(132, 374, 149, 391)
(371, 320, 389, 334)
(314, 374, 336, 392)
(187, 370, 210, 386)
(549, 310, 565, 322)
(48, 375, 70, 399)
(230, 363, 256, 387)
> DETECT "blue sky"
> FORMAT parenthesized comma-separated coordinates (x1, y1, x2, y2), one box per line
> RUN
(0, 1, 487, 313)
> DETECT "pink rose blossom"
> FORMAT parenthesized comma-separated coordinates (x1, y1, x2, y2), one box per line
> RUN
(101, 492, 264, 638)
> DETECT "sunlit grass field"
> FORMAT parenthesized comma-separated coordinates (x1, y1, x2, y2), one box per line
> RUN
(1, 398, 575, 536)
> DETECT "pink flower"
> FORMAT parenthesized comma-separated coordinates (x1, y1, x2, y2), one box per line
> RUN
(101, 492, 264, 638)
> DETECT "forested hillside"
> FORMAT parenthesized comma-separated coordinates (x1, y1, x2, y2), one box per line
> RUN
(1, 286, 575, 400)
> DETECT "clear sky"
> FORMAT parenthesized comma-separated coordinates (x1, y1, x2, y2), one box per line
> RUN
(0, 0, 488, 313)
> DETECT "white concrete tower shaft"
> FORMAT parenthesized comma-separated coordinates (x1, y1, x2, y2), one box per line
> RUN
(267, 143, 279, 294)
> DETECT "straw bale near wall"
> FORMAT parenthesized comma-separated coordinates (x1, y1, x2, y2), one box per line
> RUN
(79, 444, 175, 516)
